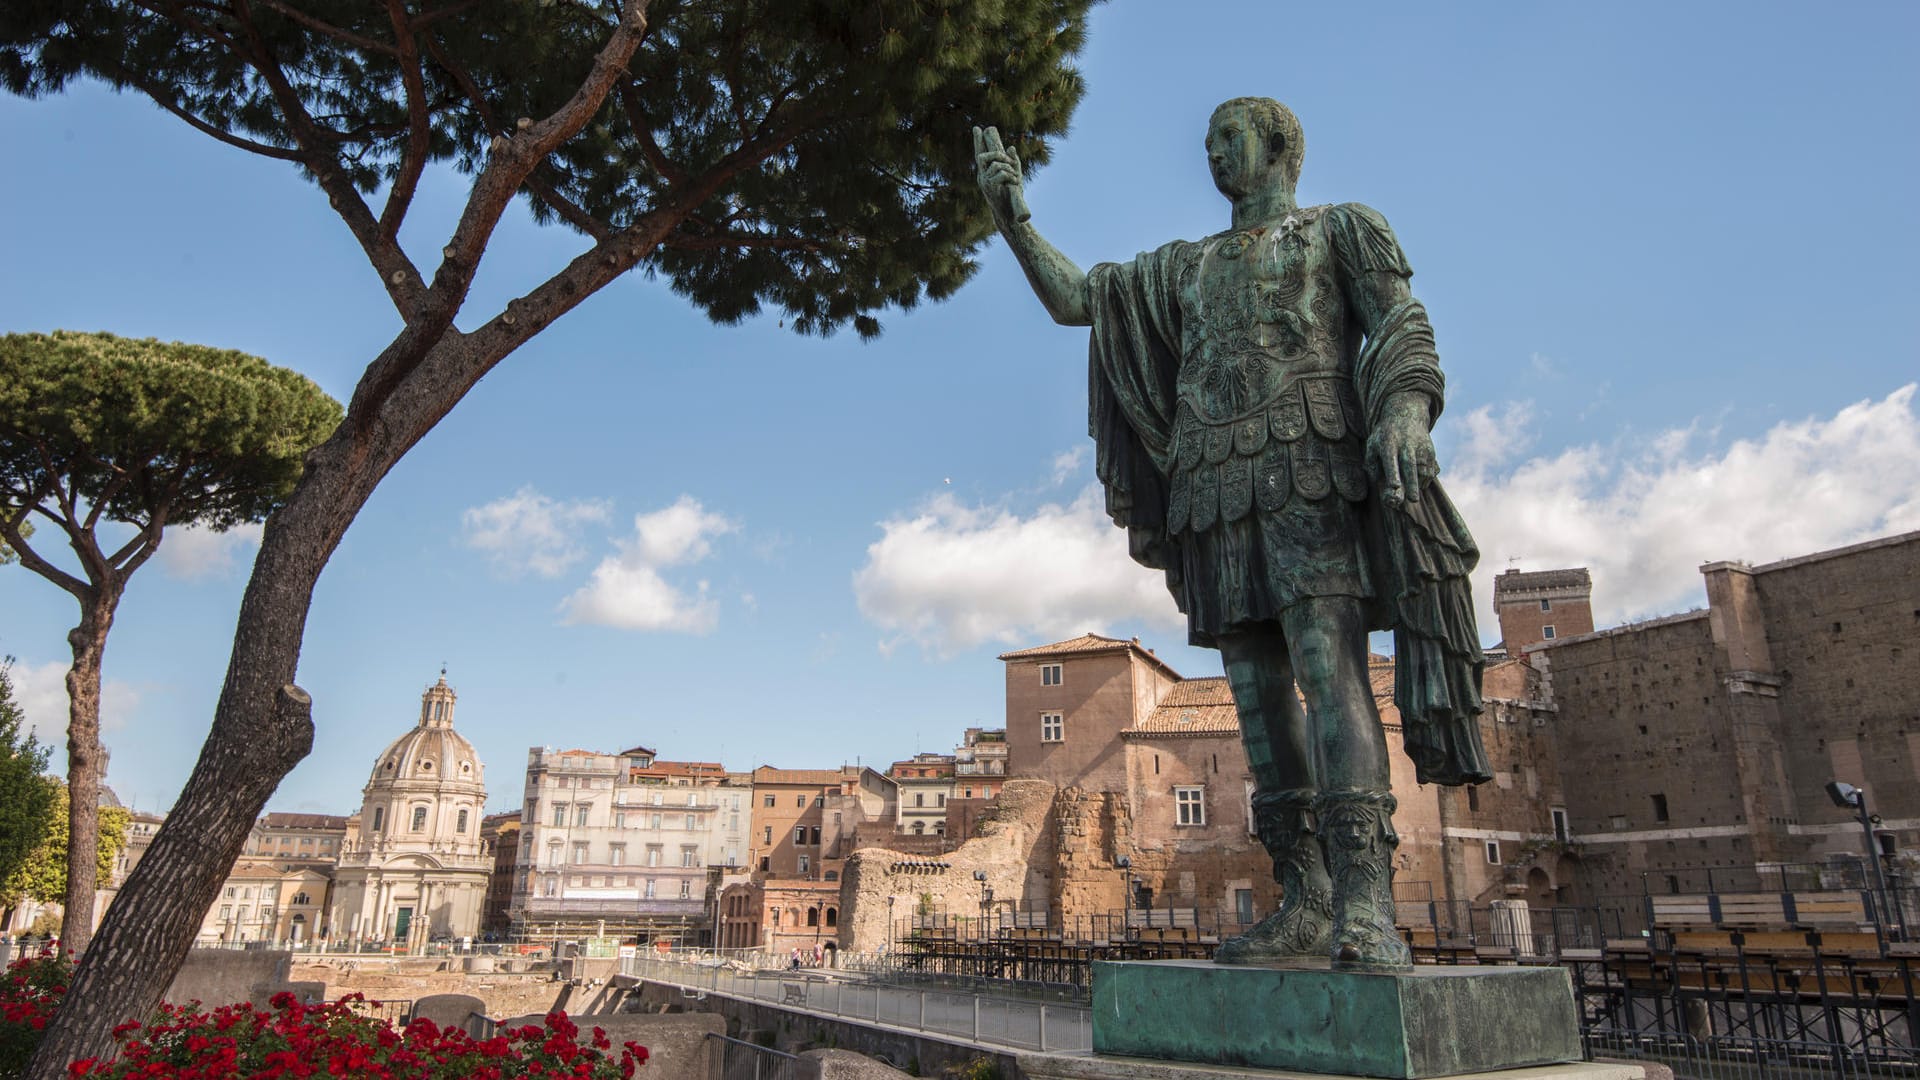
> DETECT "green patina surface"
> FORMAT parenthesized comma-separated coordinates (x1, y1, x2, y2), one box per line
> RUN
(1090, 960, 1582, 1079)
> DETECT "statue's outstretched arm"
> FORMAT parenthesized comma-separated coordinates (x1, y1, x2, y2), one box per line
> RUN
(973, 125, 1091, 327)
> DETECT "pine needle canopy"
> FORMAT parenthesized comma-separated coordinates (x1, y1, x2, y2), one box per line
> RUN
(0, 331, 343, 532)
(1, 0, 1095, 339)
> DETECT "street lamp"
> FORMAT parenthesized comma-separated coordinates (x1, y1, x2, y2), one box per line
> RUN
(1115, 855, 1136, 939)
(972, 870, 994, 933)
(1826, 781, 1902, 944)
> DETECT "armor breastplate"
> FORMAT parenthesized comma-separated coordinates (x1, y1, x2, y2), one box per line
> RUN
(1166, 206, 1368, 535)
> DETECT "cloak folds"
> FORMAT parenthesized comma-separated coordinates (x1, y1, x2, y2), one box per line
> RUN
(1085, 237, 1491, 787)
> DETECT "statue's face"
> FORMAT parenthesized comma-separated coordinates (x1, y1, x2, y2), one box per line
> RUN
(1206, 104, 1277, 199)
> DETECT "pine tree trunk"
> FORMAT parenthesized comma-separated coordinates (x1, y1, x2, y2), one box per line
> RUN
(58, 596, 116, 959)
(20, 330, 496, 1077)
(21, 430, 371, 1078)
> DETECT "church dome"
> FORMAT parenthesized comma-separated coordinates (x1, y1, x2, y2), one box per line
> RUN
(366, 672, 486, 792)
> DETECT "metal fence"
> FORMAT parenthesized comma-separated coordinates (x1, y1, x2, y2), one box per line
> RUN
(1569, 942, 1917, 1080)
(708, 1033, 806, 1080)
(621, 954, 1092, 1053)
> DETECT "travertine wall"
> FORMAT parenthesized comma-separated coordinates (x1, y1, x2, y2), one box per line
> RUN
(839, 779, 1057, 952)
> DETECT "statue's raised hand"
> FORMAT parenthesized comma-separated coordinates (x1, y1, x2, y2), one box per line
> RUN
(973, 125, 1031, 224)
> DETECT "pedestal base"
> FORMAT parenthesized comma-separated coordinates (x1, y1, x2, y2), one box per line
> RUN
(1090, 960, 1583, 1079)
(1019, 1053, 1639, 1080)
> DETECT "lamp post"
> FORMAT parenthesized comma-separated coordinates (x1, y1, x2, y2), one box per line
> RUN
(1115, 855, 1135, 941)
(972, 870, 994, 936)
(1826, 781, 1901, 945)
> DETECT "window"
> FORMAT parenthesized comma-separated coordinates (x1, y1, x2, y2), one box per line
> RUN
(759, 856, 771, 872)
(1040, 663, 1062, 686)
(1539, 598, 1552, 612)
(1467, 786, 1480, 812)
(911, 822, 925, 835)
(456, 809, 469, 833)
(796, 795, 806, 808)
(371, 808, 384, 832)
(551, 804, 567, 827)
(647, 847, 662, 867)
(914, 793, 924, 808)
(825, 907, 838, 927)
(576, 804, 591, 827)
(544, 875, 558, 897)
(763, 795, 775, 807)
(1651, 793, 1670, 822)
(1040, 712, 1064, 743)
(1542, 625, 1557, 640)
(680, 880, 692, 899)
(681, 847, 698, 867)
(763, 826, 772, 844)
(1484, 841, 1501, 865)
(937, 794, 946, 807)
(547, 842, 563, 866)
(609, 844, 626, 866)
(220, 904, 233, 920)
(806, 908, 820, 927)
(613, 811, 625, 828)
(964, 787, 973, 799)
(810, 826, 820, 845)
(684, 814, 696, 831)
(796, 825, 808, 844)
(1235, 889, 1254, 925)
(650, 814, 662, 830)
(572, 842, 588, 864)
(411, 806, 428, 832)
(1175, 786, 1205, 826)
(798, 854, 810, 874)
(1551, 807, 1570, 842)
(644, 879, 656, 899)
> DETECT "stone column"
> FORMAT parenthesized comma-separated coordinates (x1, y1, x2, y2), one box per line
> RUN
(1488, 898, 1534, 956)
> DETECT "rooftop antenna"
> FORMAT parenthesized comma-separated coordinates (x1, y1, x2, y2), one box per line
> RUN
(1505, 555, 1523, 569)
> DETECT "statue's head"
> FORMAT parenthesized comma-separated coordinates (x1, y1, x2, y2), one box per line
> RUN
(1206, 97, 1304, 199)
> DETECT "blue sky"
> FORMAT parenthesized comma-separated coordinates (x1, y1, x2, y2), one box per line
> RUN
(3, 2, 1916, 817)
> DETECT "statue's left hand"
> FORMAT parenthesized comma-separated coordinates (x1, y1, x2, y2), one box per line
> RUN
(1367, 393, 1439, 510)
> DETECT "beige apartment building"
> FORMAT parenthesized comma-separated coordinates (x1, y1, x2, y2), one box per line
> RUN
(888, 753, 955, 838)
(510, 745, 750, 942)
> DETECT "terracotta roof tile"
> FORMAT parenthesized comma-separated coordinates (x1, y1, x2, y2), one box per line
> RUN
(1493, 568, 1592, 594)
(752, 766, 856, 786)
(1128, 662, 1400, 737)
(995, 633, 1137, 659)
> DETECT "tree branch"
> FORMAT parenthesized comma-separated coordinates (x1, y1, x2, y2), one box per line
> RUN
(347, 0, 652, 428)
(0, 495, 90, 600)
(97, 59, 305, 162)
(420, 35, 614, 242)
(615, 81, 686, 185)
(213, 0, 431, 319)
(377, 0, 431, 238)
(251, 0, 398, 55)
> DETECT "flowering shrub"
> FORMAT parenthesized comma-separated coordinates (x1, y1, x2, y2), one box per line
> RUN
(1, 954, 647, 1080)
(1, 951, 70, 1077)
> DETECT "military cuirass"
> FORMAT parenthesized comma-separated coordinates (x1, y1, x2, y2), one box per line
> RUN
(1165, 205, 1369, 536)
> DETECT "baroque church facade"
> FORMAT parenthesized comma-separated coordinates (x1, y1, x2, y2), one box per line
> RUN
(328, 674, 491, 946)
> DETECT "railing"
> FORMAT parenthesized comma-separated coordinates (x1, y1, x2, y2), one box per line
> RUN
(1570, 939, 1918, 1080)
(708, 1033, 806, 1080)
(621, 954, 1092, 1053)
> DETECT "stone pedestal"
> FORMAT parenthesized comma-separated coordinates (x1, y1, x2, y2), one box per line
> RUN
(1091, 960, 1583, 1079)
(1020, 1052, 1640, 1080)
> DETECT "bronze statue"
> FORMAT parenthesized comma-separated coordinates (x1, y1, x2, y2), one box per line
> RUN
(975, 99, 1489, 969)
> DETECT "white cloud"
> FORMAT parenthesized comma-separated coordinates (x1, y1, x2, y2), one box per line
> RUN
(560, 497, 736, 632)
(158, 522, 262, 581)
(1049, 447, 1088, 486)
(461, 487, 612, 579)
(7, 657, 141, 746)
(853, 486, 1183, 657)
(1445, 384, 1920, 631)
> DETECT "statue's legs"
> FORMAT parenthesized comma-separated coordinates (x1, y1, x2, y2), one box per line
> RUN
(1213, 626, 1333, 963)
(1282, 596, 1411, 970)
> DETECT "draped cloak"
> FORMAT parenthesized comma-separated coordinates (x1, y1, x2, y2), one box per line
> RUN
(1083, 203, 1492, 787)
